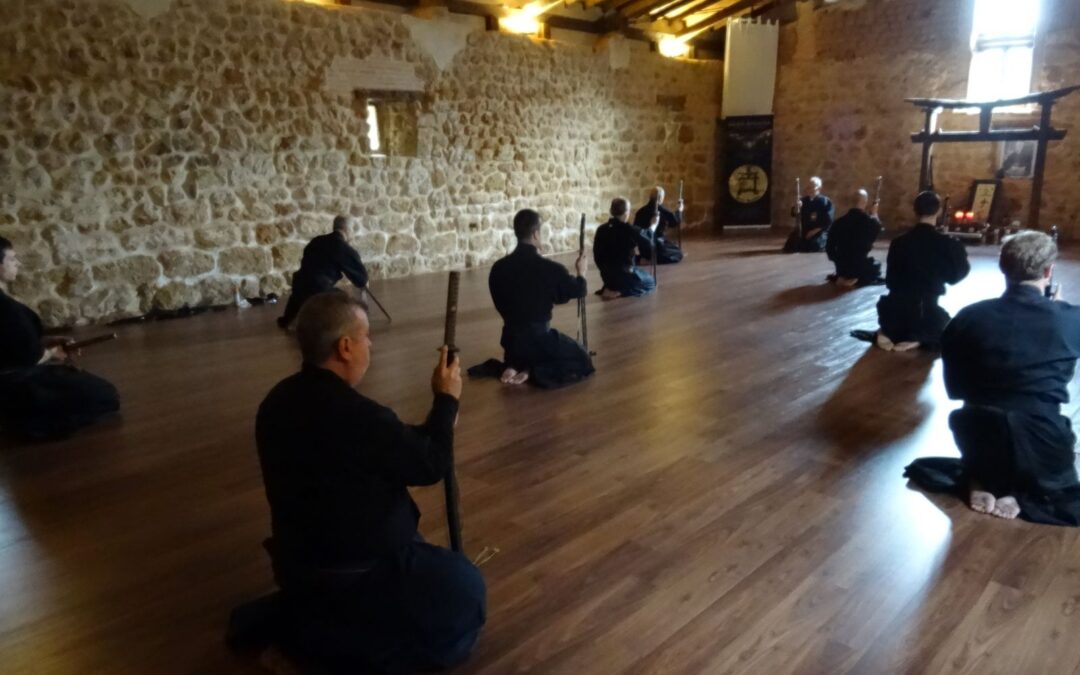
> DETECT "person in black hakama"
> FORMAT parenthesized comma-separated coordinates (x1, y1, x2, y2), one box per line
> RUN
(278, 216, 369, 329)
(632, 186, 684, 265)
(826, 189, 884, 287)
(479, 209, 594, 388)
(874, 191, 970, 351)
(782, 176, 834, 253)
(248, 292, 485, 673)
(905, 231, 1080, 525)
(594, 197, 657, 299)
(0, 237, 119, 440)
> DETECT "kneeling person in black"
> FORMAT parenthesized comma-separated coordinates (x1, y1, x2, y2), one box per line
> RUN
(0, 236, 119, 440)
(278, 215, 369, 329)
(906, 231, 1080, 525)
(594, 197, 657, 299)
(487, 209, 595, 388)
(826, 188, 884, 287)
(255, 292, 485, 673)
(875, 191, 969, 351)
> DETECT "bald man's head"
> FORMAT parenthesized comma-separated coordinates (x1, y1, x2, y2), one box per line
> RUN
(854, 189, 869, 210)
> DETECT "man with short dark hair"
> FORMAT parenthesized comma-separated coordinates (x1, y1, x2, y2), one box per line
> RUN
(594, 198, 657, 299)
(632, 186, 684, 264)
(874, 191, 970, 351)
(0, 236, 119, 439)
(278, 216, 369, 329)
(255, 292, 485, 672)
(485, 209, 594, 388)
(905, 231, 1080, 525)
(783, 176, 834, 253)
(826, 188, 884, 287)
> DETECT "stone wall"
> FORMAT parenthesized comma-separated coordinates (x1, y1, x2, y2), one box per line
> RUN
(772, 0, 1080, 236)
(0, 0, 722, 325)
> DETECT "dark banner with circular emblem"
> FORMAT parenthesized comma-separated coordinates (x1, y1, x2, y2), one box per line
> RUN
(718, 115, 773, 227)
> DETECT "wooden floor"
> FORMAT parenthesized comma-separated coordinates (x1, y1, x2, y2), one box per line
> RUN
(3, 234, 1080, 675)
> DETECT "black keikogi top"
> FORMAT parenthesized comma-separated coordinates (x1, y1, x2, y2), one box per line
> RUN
(295, 232, 369, 290)
(632, 202, 681, 239)
(796, 195, 835, 237)
(0, 289, 45, 370)
(943, 284, 1080, 411)
(885, 223, 970, 299)
(488, 244, 585, 328)
(255, 364, 459, 567)
(826, 208, 881, 263)
(593, 218, 652, 272)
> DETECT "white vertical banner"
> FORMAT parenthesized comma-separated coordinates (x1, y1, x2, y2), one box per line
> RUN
(722, 18, 779, 119)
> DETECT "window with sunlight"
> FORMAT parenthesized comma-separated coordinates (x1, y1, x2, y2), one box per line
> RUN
(966, 0, 1040, 102)
(366, 104, 381, 153)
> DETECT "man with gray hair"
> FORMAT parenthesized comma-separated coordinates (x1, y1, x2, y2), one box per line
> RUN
(905, 230, 1080, 525)
(278, 215, 370, 329)
(783, 176, 834, 253)
(253, 292, 486, 671)
(594, 197, 658, 299)
(825, 188, 884, 287)
(632, 186, 685, 264)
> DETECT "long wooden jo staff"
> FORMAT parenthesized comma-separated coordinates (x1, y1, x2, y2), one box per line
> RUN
(677, 179, 684, 248)
(442, 271, 465, 554)
(651, 198, 660, 285)
(577, 213, 589, 353)
(795, 177, 802, 239)
(66, 333, 118, 351)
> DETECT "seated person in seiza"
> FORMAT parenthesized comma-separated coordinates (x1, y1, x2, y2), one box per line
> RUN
(632, 186, 685, 264)
(905, 231, 1080, 525)
(486, 209, 595, 388)
(594, 197, 658, 299)
(255, 292, 485, 673)
(278, 215, 369, 329)
(826, 188, 884, 287)
(874, 191, 969, 352)
(0, 236, 119, 440)
(782, 176, 834, 253)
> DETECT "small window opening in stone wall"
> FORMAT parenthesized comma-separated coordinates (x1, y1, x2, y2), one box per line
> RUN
(966, 0, 1040, 104)
(354, 90, 419, 157)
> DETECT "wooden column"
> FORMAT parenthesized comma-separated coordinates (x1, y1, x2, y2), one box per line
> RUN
(1028, 100, 1054, 231)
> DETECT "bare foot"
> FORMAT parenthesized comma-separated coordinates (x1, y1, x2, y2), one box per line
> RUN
(500, 367, 519, 384)
(876, 332, 894, 351)
(601, 288, 622, 300)
(991, 496, 1020, 520)
(837, 277, 858, 288)
(893, 341, 920, 352)
(969, 490, 996, 514)
(508, 369, 529, 385)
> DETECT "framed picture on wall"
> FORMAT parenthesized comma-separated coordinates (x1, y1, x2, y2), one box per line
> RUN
(997, 140, 1037, 179)
(969, 179, 1001, 223)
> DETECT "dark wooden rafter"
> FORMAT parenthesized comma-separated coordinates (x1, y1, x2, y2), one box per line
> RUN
(661, 0, 719, 19)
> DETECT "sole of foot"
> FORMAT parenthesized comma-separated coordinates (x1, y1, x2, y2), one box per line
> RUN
(892, 341, 920, 352)
(969, 490, 996, 514)
(991, 496, 1021, 519)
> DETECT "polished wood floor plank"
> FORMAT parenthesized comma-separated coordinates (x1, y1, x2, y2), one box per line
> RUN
(2, 234, 1080, 674)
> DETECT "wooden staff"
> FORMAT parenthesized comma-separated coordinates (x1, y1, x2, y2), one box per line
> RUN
(1048, 225, 1060, 298)
(651, 198, 660, 284)
(794, 177, 802, 239)
(66, 333, 118, 351)
(872, 175, 883, 209)
(577, 213, 589, 353)
(442, 271, 464, 554)
(363, 287, 392, 323)
(677, 179, 684, 248)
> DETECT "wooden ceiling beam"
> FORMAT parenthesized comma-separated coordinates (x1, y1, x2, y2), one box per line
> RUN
(661, 0, 715, 19)
(621, 0, 678, 20)
(679, 0, 762, 37)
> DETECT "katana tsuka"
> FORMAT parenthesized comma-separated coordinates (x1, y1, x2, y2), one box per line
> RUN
(677, 179, 684, 248)
(66, 333, 118, 351)
(442, 271, 464, 554)
(873, 175, 883, 206)
(577, 213, 589, 353)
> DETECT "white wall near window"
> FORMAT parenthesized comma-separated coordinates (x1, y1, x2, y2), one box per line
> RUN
(966, 0, 1040, 102)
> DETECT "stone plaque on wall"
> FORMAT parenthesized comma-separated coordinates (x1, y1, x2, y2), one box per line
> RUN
(719, 115, 773, 227)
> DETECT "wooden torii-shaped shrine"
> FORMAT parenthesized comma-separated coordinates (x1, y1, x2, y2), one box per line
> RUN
(906, 84, 1080, 231)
